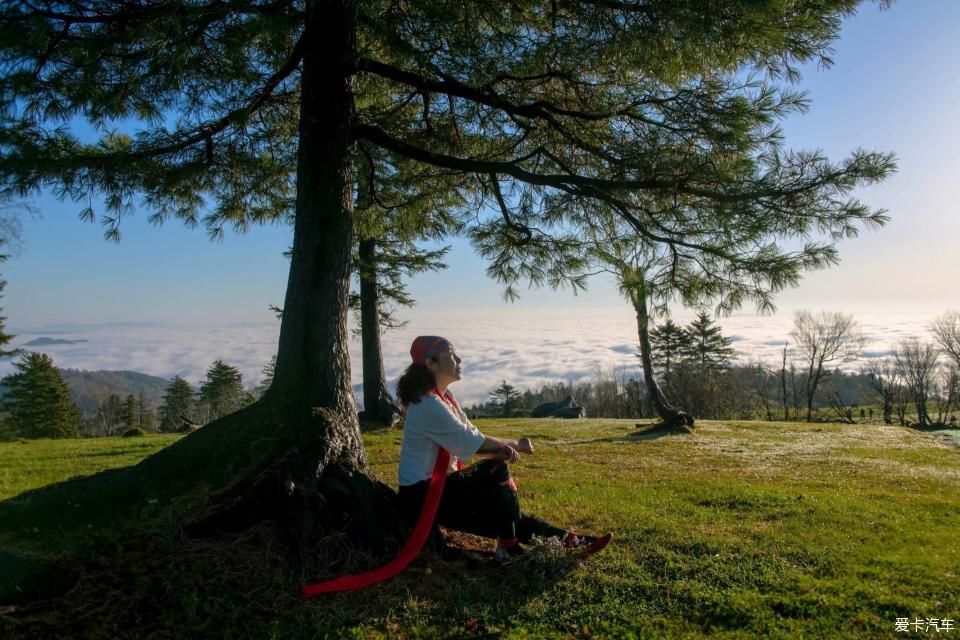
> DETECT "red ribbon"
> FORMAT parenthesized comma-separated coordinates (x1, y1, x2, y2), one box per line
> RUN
(300, 447, 450, 597)
(299, 389, 463, 597)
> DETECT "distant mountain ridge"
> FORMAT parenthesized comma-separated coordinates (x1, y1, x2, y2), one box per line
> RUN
(23, 337, 89, 346)
(57, 369, 171, 417)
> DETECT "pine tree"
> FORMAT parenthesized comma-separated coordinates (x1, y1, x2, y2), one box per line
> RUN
(158, 376, 195, 433)
(0, 243, 16, 359)
(350, 167, 459, 425)
(138, 391, 155, 432)
(0, 244, 15, 438)
(1, 352, 82, 439)
(649, 320, 694, 377)
(353, 234, 448, 425)
(254, 355, 276, 398)
(123, 394, 139, 430)
(0, 1, 895, 580)
(489, 381, 524, 418)
(686, 312, 736, 373)
(198, 360, 243, 423)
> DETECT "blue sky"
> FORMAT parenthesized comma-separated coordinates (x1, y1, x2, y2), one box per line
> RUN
(3, 1, 959, 331)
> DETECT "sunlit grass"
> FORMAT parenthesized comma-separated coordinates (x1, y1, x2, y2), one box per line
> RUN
(361, 418, 960, 638)
(1, 420, 958, 638)
(0, 433, 181, 501)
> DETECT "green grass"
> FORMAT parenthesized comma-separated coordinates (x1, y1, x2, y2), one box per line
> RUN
(1, 420, 959, 639)
(0, 434, 182, 502)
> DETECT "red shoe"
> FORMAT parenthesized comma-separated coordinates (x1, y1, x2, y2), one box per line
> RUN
(562, 530, 584, 549)
(578, 532, 612, 560)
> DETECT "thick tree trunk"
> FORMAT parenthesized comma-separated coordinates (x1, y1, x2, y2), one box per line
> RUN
(0, 2, 405, 604)
(269, 0, 357, 420)
(632, 286, 694, 430)
(248, 0, 404, 575)
(358, 237, 402, 426)
(192, 0, 404, 565)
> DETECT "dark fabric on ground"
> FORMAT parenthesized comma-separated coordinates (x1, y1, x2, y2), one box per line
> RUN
(398, 459, 567, 543)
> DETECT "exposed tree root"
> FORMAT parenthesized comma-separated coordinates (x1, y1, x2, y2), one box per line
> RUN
(0, 398, 405, 606)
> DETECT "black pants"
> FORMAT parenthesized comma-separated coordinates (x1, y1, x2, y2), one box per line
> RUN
(398, 459, 566, 543)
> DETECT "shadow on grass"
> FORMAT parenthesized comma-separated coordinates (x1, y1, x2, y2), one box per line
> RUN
(0, 433, 554, 636)
(571, 422, 696, 446)
(0, 522, 560, 639)
(358, 417, 402, 434)
(0, 465, 143, 542)
(1, 401, 309, 606)
(0, 465, 147, 606)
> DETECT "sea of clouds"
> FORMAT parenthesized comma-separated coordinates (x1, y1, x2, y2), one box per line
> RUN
(2, 306, 949, 407)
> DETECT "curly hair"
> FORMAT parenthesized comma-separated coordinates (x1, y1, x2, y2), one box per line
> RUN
(396, 363, 437, 406)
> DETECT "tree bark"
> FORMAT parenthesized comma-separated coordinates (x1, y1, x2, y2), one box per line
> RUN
(269, 0, 357, 420)
(632, 283, 694, 430)
(152, 0, 405, 577)
(251, 0, 405, 573)
(358, 236, 401, 426)
(0, 2, 406, 602)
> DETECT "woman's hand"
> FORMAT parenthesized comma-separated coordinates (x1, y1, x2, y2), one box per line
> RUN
(494, 445, 520, 463)
(515, 437, 534, 455)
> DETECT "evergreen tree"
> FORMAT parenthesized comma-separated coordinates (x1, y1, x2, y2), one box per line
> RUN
(0, 243, 16, 359)
(0, 0, 895, 577)
(489, 381, 524, 418)
(0, 244, 14, 438)
(138, 391, 155, 432)
(198, 360, 243, 423)
(352, 234, 449, 425)
(254, 355, 276, 398)
(241, 390, 258, 407)
(349, 166, 460, 425)
(158, 376, 195, 433)
(1, 352, 82, 438)
(587, 231, 696, 427)
(649, 320, 694, 377)
(686, 312, 736, 373)
(123, 394, 139, 430)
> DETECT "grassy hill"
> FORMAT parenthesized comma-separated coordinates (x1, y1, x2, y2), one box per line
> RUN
(57, 368, 171, 416)
(1, 419, 958, 638)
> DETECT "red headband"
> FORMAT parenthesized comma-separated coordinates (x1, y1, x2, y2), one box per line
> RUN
(410, 336, 451, 365)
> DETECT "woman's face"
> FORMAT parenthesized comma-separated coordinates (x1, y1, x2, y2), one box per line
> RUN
(428, 346, 462, 387)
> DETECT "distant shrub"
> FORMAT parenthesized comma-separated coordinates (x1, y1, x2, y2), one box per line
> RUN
(175, 423, 198, 434)
(121, 427, 146, 438)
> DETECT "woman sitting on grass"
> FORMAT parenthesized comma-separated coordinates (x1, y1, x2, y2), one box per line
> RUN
(396, 335, 611, 563)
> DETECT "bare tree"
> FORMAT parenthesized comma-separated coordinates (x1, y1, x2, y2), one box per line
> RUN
(894, 339, 939, 427)
(790, 362, 803, 420)
(780, 343, 790, 421)
(791, 310, 865, 421)
(932, 366, 959, 426)
(732, 361, 772, 420)
(932, 311, 960, 369)
(749, 361, 776, 421)
(863, 357, 898, 425)
(892, 375, 911, 427)
(826, 388, 857, 424)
